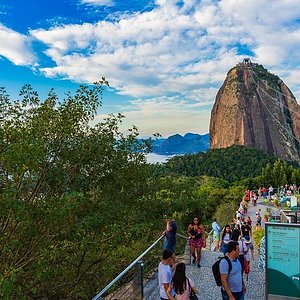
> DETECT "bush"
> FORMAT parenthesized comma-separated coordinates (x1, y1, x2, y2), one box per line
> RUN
(252, 228, 265, 250)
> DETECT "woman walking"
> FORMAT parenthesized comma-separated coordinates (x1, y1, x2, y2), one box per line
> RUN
(220, 224, 232, 255)
(167, 263, 198, 300)
(187, 217, 206, 267)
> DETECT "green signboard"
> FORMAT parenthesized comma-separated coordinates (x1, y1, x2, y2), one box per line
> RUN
(266, 223, 300, 299)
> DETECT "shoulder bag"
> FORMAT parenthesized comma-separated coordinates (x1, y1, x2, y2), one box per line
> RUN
(187, 278, 198, 300)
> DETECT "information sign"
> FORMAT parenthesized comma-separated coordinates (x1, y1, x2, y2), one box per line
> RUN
(266, 223, 300, 299)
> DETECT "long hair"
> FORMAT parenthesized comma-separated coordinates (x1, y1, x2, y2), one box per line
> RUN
(231, 228, 240, 242)
(190, 216, 200, 225)
(221, 224, 231, 241)
(172, 263, 187, 295)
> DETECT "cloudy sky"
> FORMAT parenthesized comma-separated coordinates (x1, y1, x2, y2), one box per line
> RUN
(0, 0, 300, 137)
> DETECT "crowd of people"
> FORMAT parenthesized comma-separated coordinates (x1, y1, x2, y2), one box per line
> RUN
(158, 188, 264, 300)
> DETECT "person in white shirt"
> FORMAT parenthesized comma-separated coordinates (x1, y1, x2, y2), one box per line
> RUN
(158, 249, 176, 300)
(220, 225, 232, 255)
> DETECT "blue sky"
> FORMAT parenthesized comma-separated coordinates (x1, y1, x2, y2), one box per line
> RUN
(0, 0, 300, 137)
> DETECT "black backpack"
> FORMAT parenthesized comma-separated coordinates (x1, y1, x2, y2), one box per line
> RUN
(212, 256, 232, 286)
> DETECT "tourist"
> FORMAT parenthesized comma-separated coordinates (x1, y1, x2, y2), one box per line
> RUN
(187, 216, 206, 267)
(263, 187, 267, 200)
(220, 225, 232, 255)
(244, 235, 254, 277)
(256, 211, 262, 227)
(236, 217, 242, 231)
(252, 192, 257, 206)
(246, 216, 252, 227)
(241, 221, 252, 238)
(212, 218, 221, 251)
(159, 249, 176, 300)
(268, 186, 274, 198)
(258, 187, 262, 198)
(231, 229, 247, 272)
(255, 222, 261, 231)
(220, 241, 246, 300)
(163, 217, 177, 252)
(166, 262, 198, 300)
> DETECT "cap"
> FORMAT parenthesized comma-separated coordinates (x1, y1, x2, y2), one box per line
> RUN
(244, 235, 251, 243)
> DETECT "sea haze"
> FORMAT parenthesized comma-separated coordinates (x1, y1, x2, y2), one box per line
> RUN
(146, 153, 175, 164)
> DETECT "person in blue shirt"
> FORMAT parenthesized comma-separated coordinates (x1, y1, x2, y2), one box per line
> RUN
(220, 241, 246, 300)
(163, 218, 177, 253)
(212, 218, 221, 251)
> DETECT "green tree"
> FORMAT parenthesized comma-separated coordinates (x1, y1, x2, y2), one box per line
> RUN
(262, 163, 272, 185)
(272, 159, 284, 188)
(213, 201, 237, 228)
(291, 169, 300, 186)
(0, 83, 154, 298)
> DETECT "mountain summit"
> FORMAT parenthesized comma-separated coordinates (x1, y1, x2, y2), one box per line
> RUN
(210, 59, 300, 162)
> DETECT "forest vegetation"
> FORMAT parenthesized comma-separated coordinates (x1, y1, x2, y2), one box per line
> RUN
(1, 84, 300, 299)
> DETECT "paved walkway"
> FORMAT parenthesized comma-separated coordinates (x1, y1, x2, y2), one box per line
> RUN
(185, 198, 267, 300)
(148, 198, 269, 300)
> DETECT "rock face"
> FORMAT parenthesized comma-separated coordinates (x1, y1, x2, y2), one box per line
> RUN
(210, 61, 300, 162)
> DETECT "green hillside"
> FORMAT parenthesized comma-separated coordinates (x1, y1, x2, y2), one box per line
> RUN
(163, 145, 297, 183)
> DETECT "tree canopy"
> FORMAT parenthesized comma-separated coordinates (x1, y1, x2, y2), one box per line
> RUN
(0, 83, 154, 298)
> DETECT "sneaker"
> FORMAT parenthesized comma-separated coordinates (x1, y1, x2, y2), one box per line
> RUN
(192, 258, 195, 264)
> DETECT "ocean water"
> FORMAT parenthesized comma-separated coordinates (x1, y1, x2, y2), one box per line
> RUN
(146, 153, 175, 164)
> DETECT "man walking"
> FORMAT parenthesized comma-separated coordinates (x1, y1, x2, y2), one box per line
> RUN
(158, 249, 175, 300)
(220, 241, 246, 300)
(212, 218, 221, 251)
(163, 218, 177, 252)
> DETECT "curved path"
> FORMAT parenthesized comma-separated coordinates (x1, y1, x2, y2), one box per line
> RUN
(148, 198, 268, 300)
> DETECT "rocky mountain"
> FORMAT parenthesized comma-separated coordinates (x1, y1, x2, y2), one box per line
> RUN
(210, 59, 300, 162)
(152, 133, 209, 155)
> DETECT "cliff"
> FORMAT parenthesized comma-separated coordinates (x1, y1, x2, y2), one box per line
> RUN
(210, 61, 300, 162)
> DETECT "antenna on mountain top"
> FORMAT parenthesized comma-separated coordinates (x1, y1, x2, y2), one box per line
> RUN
(243, 58, 251, 66)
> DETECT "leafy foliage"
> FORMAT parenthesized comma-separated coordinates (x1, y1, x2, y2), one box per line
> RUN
(261, 159, 300, 187)
(0, 83, 156, 299)
(162, 145, 280, 182)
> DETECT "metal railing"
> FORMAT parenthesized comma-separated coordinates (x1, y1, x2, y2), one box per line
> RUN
(92, 233, 189, 300)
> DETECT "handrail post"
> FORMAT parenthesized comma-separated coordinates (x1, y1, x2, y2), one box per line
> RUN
(133, 260, 144, 300)
(183, 239, 190, 265)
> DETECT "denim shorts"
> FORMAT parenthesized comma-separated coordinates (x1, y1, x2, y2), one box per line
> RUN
(221, 288, 244, 300)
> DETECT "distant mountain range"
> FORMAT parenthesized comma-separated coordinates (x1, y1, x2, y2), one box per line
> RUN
(151, 133, 210, 155)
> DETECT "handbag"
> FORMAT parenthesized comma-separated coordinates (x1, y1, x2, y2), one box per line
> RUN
(187, 278, 198, 300)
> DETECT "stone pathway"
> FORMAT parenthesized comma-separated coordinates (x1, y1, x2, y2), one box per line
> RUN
(147, 198, 269, 300)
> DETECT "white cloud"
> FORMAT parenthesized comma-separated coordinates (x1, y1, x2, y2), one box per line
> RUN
(30, 0, 300, 99)
(0, 24, 36, 66)
(80, 0, 115, 6)
(94, 96, 212, 137)
(25, 0, 300, 134)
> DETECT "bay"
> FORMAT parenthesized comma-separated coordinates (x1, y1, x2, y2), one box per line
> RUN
(146, 153, 175, 164)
